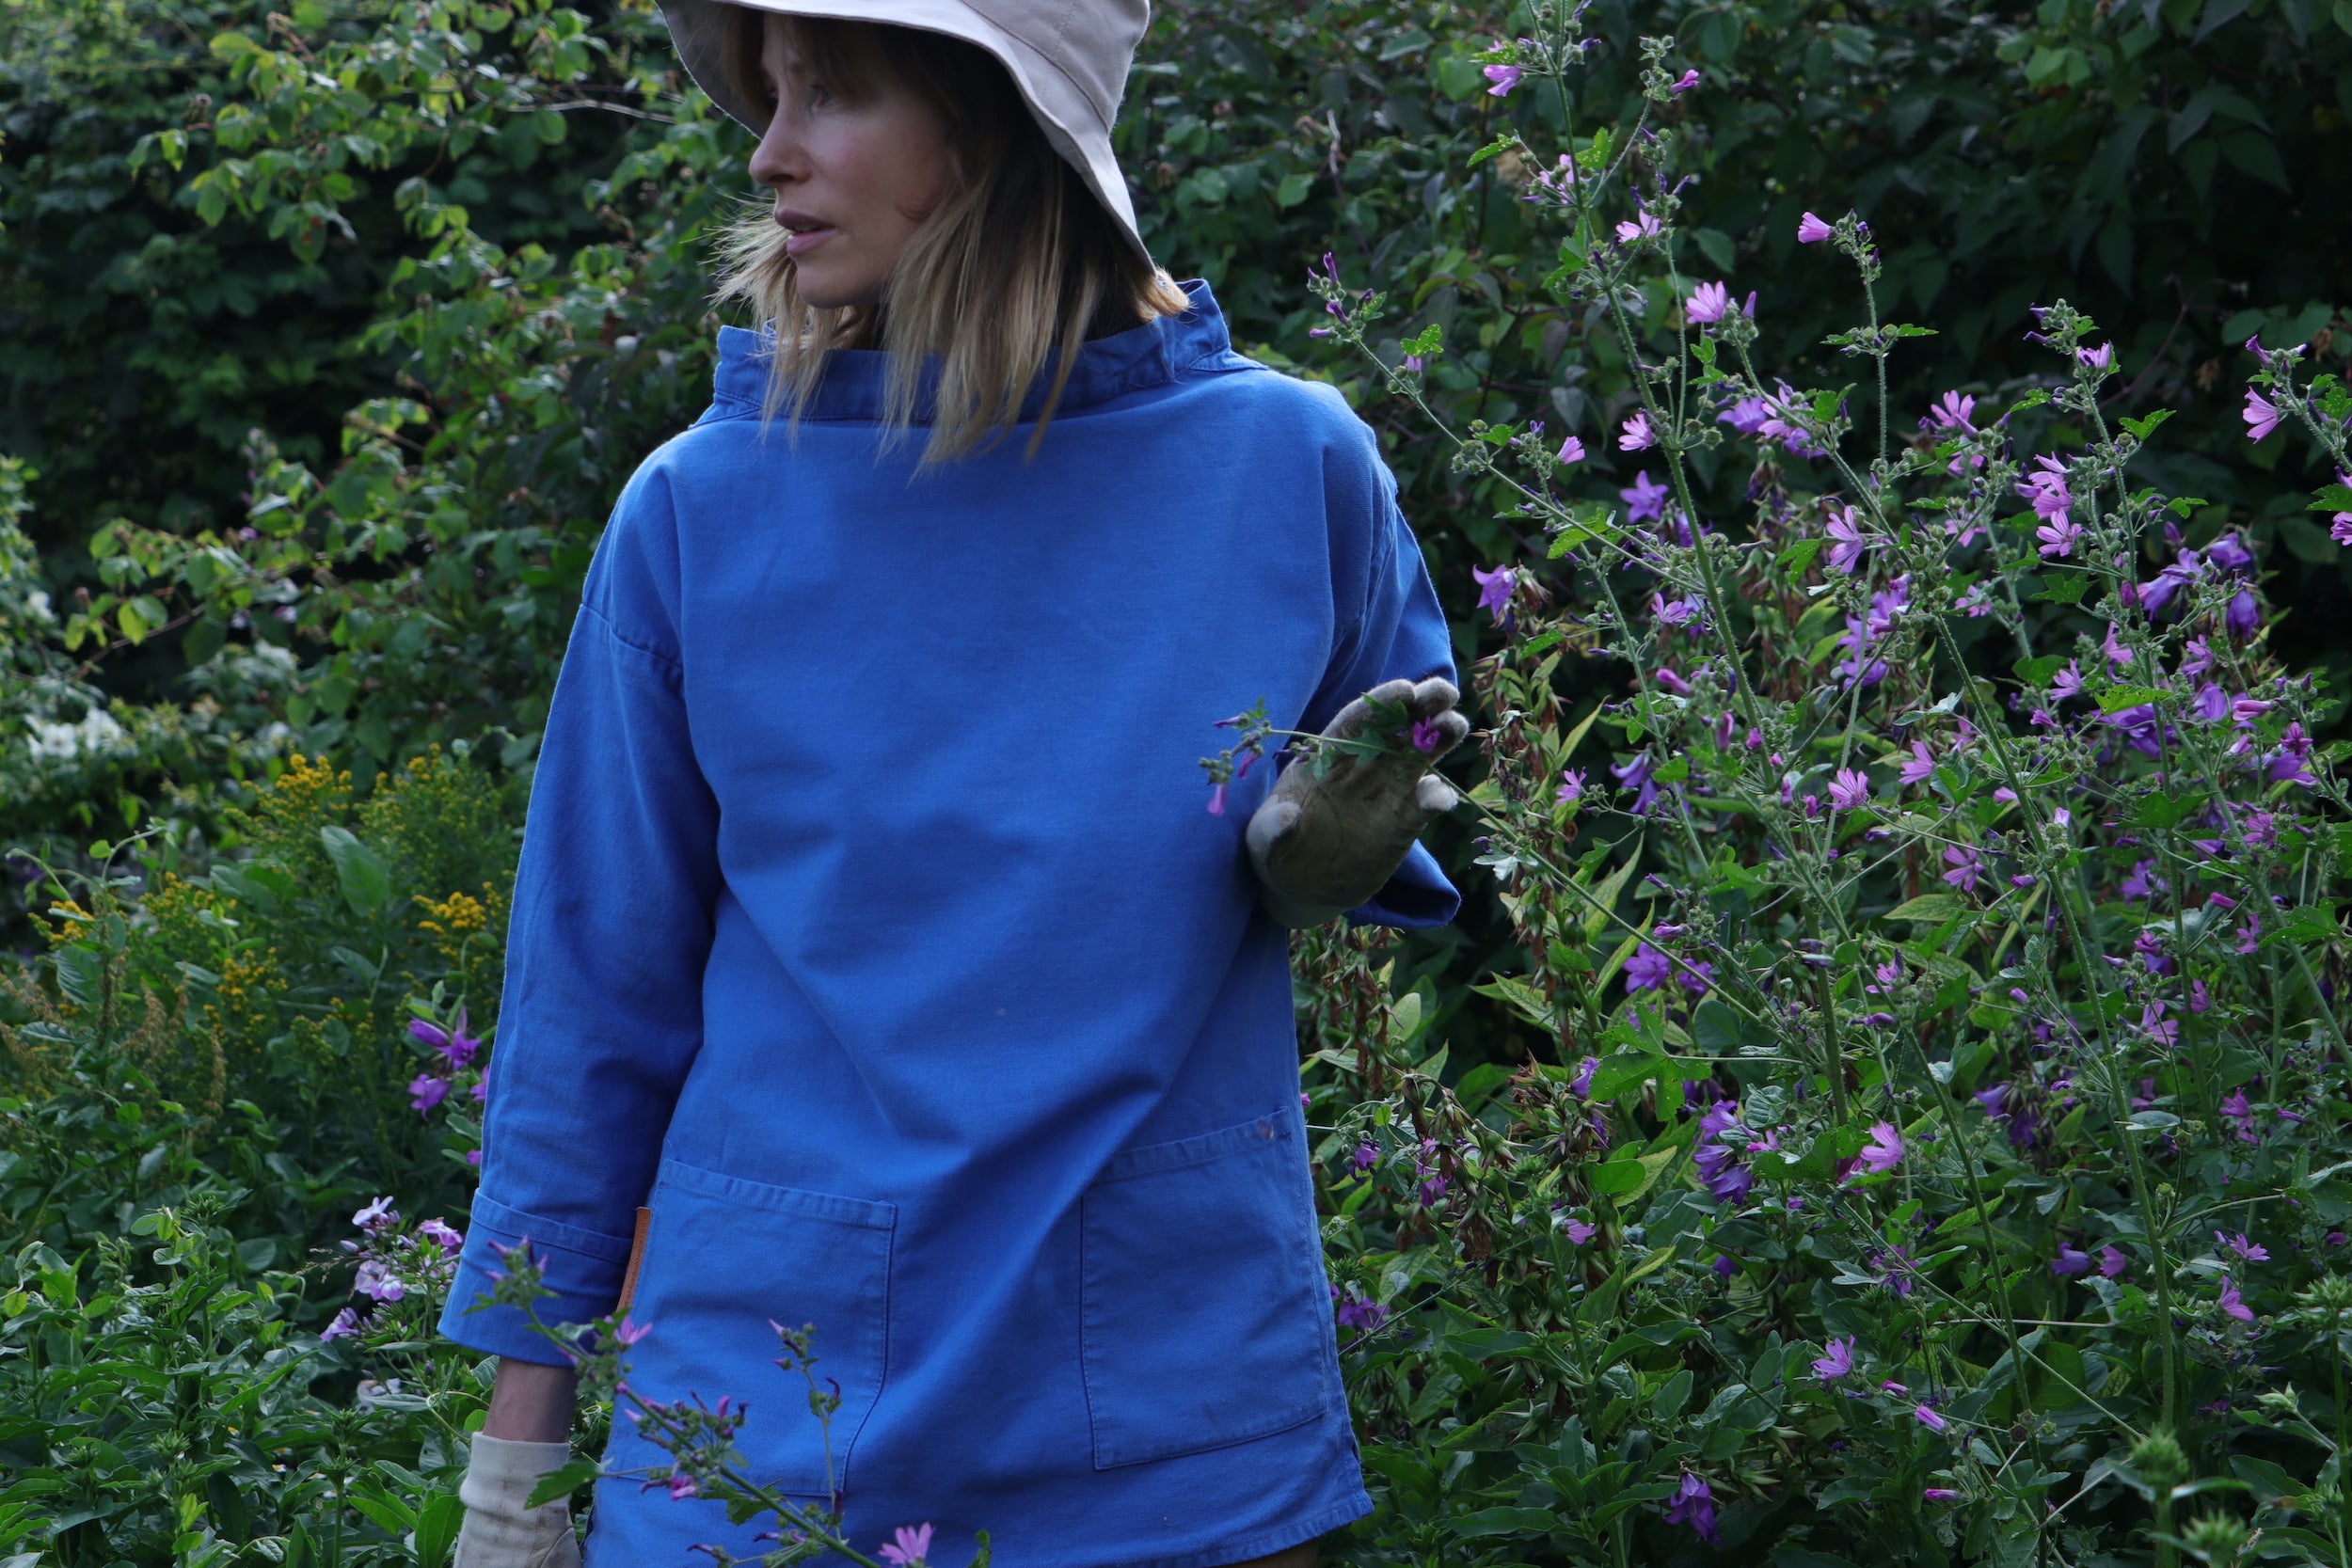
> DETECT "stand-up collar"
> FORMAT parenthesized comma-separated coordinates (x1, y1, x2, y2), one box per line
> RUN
(710, 278, 1241, 424)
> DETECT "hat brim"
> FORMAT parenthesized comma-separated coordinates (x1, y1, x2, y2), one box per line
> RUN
(657, 0, 1151, 263)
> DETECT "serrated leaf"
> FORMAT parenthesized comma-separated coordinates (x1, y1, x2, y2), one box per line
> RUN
(1883, 893, 1965, 924)
(2097, 685, 2169, 713)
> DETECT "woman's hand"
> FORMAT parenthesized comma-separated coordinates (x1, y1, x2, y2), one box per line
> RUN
(454, 1361, 585, 1568)
(1246, 676, 1468, 927)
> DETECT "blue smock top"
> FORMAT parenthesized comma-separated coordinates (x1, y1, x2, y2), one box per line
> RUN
(439, 280, 1460, 1568)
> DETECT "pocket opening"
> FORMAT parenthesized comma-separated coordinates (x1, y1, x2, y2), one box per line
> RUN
(1078, 1110, 1336, 1469)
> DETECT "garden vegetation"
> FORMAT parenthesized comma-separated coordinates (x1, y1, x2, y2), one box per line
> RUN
(2, 0, 2350, 1562)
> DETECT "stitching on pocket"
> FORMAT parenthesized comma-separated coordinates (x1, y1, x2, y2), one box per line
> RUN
(1079, 1107, 1332, 1468)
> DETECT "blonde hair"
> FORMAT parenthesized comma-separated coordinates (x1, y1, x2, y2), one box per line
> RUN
(713, 12, 1189, 465)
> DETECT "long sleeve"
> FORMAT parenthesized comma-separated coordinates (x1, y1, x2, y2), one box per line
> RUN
(1297, 478, 1462, 931)
(440, 467, 723, 1363)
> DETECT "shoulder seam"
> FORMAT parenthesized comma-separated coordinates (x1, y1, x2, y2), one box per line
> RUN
(579, 599, 684, 683)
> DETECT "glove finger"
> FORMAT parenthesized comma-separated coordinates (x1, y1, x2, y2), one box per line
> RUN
(1416, 707, 1470, 763)
(1408, 675, 1461, 718)
(1246, 797, 1302, 867)
(1415, 773, 1460, 818)
(1323, 678, 1418, 742)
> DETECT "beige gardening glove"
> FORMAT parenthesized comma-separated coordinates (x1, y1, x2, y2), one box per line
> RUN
(1247, 675, 1468, 927)
(453, 1434, 583, 1568)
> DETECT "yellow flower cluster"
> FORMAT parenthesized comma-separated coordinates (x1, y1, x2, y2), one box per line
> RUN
(415, 883, 505, 962)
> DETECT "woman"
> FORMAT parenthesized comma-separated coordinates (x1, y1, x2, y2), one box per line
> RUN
(442, 3, 1466, 1565)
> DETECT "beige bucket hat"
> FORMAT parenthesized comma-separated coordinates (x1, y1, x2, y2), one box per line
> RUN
(657, 0, 1153, 260)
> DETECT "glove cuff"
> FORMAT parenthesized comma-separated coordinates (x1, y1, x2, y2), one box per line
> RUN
(462, 1433, 575, 1515)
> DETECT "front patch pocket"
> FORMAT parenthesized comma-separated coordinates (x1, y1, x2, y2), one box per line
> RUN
(606, 1158, 895, 1498)
(1078, 1110, 1334, 1468)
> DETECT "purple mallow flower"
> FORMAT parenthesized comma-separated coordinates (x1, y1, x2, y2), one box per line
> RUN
(1811, 1337, 1856, 1382)
(2217, 1277, 2254, 1323)
(408, 1074, 450, 1116)
(1482, 63, 1523, 97)
(1856, 1121, 1903, 1175)
(1824, 506, 1867, 572)
(1685, 281, 1732, 324)
(2242, 389, 2280, 441)
(1620, 470, 1671, 524)
(1797, 211, 1835, 244)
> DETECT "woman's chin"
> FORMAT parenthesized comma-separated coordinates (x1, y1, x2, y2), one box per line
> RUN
(793, 268, 882, 313)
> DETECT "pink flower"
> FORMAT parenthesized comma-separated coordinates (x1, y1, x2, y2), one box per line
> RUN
(1797, 211, 1835, 244)
(1204, 783, 1227, 817)
(2242, 388, 2280, 441)
(1941, 845, 1982, 893)
(1899, 741, 1936, 786)
(1556, 768, 1586, 804)
(1472, 563, 1517, 625)
(1564, 1216, 1597, 1243)
(1482, 64, 1523, 97)
(1620, 470, 1671, 523)
(1857, 1122, 1903, 1175)
(1824, 506, 1867, 573)
(354, 1196, 398, 1229)
(1915, 1404, 1947, 1432)
(2217, 1231, 2269, 1262)
(1557, 435, 1586, 465)
(614, 1316, 654, 1346)
(1685, 281, 1732, 325)
(2098, 1245, 2129, 1278)
(2217, 1277, 2254, 1323)
(1810, 1337, 1856, 1381)
(2051, 1245, 2091, 1277)
(417, 1217, 465, 1253)
(2036, 515, 2082, 558)
(321, 1306, 364, 1341)
(879, 1525, 934, 1568)
(354, 1259, 406, 1303)
(1668, 68, 1701, 94)
(1663, 1472, 1720, 1544)
(666, 1475, 698, 1501)
(1924, 1488, 1961, 1502)
(1829, 768, 1871, 811)
(2077, 343, 2115, 372)
(1615, 208, 1663, 243)
(1620, 412, 1658, 451)
(1409, 718, 1443, 752)
(1926, 390, 1977, 432)
(408, 1074, 450, 1116)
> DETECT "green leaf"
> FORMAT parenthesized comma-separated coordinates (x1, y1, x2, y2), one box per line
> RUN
(2119, 409, 2175, 440)
(2014, 654, 2066, 686)
(1582, 837, 1645, 941)
(1883, 893, 1965, 924)
(318, 826, 392, 915)
(2032, 573, 2090, 605)
(523, 1460, 602, 1510)
(1274, 172, 1313, 209)
(1465, 135, 1518, 168)
(2097, 685, 2168, 713)
(1587, 1052, 1666, 1101)
(411, 1492, 465, 1568)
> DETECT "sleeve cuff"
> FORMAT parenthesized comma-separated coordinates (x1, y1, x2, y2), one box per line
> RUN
(438, 1192, 633, 1365)
(1345, 839, 1460, 930)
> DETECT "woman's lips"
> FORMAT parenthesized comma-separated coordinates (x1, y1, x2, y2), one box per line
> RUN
(781, 223, 837, 257)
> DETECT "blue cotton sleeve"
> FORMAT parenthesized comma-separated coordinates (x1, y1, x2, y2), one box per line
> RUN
(439, 465, 722, 1365)
(1299, 475, 1462, 931)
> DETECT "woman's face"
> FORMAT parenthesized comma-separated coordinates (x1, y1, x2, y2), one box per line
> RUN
(746, 17, 956, 310)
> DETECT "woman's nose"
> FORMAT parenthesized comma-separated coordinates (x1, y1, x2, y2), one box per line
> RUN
(747, 111, 803, 191)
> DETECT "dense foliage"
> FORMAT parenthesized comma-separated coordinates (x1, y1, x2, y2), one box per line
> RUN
(4, 0, 2350, 1561)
